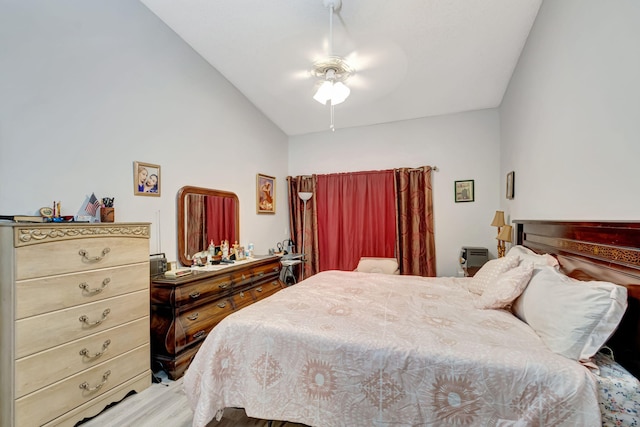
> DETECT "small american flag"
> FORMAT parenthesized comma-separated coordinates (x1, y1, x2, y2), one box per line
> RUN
(85, 193, 101, 216)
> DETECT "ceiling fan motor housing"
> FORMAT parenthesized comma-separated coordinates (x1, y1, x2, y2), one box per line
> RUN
(323, 0, 342, 11)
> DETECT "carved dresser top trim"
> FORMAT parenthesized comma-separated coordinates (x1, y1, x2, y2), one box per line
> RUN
(13, 223, 150, 247)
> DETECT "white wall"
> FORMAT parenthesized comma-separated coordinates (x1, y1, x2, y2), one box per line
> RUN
(0, 1, 290, 263)
(289, 110, 502, 277)
(500, 0, 640, 223)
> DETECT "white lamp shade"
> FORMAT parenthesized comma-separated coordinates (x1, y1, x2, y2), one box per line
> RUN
(313, 80, 351, 106)
(330, 82, 350, 105)
(313, 80, 334, 105)
(298, 192, 313, 201)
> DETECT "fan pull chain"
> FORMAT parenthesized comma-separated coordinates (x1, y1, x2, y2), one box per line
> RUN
(330, 104, 335, 131)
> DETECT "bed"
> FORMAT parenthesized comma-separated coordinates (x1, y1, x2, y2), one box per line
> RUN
(184, 220, 640, 426)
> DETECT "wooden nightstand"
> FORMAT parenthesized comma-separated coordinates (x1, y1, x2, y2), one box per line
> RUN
(464, 266, 481, 277)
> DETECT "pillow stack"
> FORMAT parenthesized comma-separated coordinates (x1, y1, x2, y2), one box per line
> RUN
(475, 260, 534, 310)
(470, 255, 533, 310)
(468, 245, 629, 364)
(511, 266, 627, 363)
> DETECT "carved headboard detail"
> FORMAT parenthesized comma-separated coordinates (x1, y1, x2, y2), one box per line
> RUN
(514, 220, 640, 378)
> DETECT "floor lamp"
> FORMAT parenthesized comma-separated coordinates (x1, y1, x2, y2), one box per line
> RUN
(298, 192, 313, 280)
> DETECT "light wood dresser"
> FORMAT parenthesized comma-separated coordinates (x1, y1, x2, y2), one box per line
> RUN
(0, 222, 151, 427)
(150, 256, 284, 380)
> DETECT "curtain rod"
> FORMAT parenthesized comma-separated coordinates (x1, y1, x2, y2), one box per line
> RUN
(289, 166, 438, 178)
(408, 166, 438, 172)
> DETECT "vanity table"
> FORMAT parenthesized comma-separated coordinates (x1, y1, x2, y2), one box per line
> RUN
(150, 256, 284, 380)
(280, 253, 305, 285)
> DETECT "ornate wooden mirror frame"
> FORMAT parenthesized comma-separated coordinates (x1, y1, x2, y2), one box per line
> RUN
(177, 186, 239, 266)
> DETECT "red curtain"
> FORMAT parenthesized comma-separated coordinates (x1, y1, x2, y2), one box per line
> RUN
(316, 170, 396, 271)
(206, 197, 237, 245)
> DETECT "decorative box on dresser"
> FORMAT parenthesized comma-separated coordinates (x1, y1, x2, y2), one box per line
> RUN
(0, 222, 151, 427)
(151, 256, 284, 380)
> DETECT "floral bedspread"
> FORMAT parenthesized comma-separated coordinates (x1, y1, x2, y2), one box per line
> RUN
(594, 351, 640, 426)
(184, 271, 600, 427)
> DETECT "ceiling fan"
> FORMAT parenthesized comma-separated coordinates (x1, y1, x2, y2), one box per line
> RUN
(305, 0, 407, 132)
(311, 0, 354, 131)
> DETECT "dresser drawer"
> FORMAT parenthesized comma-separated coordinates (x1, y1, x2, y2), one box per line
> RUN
(171, 273, 233, 307)
(15, 237, 149, 280)
(175, 298, 234, 352)
(42, 372, 151, 427)
(16, 317, 149, 398)
(252, 278, 284, 302)
(16, 263, 149, 319)
(15, 290, 148, 358)
(230, 288, 254, 310)
(15, 344, 149, 427)
(250, 261, 281, 283)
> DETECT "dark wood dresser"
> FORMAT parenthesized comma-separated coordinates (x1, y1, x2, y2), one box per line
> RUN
(150, 256, 284, 380)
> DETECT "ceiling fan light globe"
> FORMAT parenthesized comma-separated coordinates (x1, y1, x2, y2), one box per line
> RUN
(330, 82, 350, 105)
(313, 80, 334, 104)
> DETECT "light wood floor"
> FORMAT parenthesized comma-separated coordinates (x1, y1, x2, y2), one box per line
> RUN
(80, 372, 307, 427)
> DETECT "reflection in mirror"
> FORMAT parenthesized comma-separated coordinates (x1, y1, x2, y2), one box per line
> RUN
(177, 186, 239, 266)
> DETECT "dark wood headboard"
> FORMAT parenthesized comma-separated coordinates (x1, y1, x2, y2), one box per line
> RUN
(514, 220, 640, 378)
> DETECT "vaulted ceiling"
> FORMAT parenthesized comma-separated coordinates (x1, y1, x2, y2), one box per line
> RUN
(141, 0, 542, 136)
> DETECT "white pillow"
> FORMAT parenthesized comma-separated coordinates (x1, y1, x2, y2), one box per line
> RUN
(468, 256, 521, 295)
(475, 261, 534, 310)
(512, 266, 628, 362)
(506, 245, 559, 269)
(355, 257, 399, 275)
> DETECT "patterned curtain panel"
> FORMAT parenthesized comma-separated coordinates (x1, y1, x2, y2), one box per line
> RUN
(395, 166, 436, 276)
(186, 194, 206, 260)
(287, 175, 317, 280)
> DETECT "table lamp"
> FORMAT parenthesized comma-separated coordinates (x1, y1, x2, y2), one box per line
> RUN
(491, 210, 506, 257)
(497, 225, 513, 258)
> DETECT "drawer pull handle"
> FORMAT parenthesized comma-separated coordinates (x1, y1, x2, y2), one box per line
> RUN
(256, 287, 263, 292)
(79, 248, 111, 262)
(239, 291, 245, 298)
(79, 339, 111, 359)
(193, 330, 206, 339)
(219, 283, 230, 289)
(79, 278, 111, 295)
(187, 312, 199, 321)
(79, 309, 111, 326)
(79, 370, 111, 392)
(189, 291, 201, 299)
(258, 272, 264, 277)
(217, 301, 227, 308)
(272, 267, 279, 272)
(241, 274, 246, 280)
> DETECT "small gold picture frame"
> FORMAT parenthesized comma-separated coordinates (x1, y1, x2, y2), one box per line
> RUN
(257, 173, 275, 214)
(134, 161, 161, 197)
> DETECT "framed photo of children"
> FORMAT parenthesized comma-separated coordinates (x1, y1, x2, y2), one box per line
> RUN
(454, 179, 474, 203)
(134, 161, 161, 197)
(257, 173, 275, 214)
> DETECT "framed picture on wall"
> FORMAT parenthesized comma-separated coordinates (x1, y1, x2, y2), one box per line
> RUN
(454, 179, 474, 203)
(257, 173, 276, 214)
(506, 171, 515, 200)
(134, 161, 161, 197)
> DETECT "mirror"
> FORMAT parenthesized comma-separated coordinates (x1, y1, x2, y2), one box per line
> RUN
(177, 186, 239, 266)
